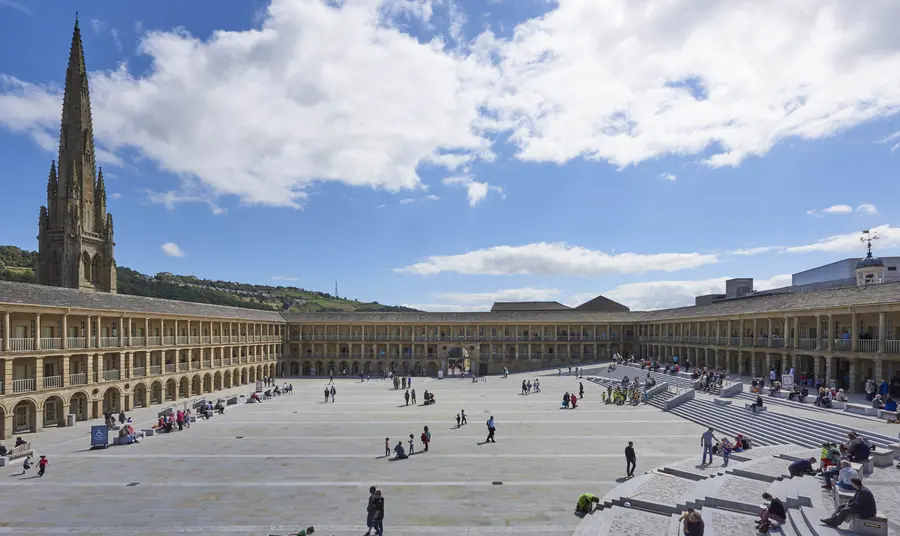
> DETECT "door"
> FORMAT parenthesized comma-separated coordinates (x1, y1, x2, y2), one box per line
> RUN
(478, 363, 489, 376)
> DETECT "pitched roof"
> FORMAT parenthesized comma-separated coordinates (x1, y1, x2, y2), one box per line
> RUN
(573, 295, 630, 313)
(0, 280, 285, 322)
(490, 301, 570, 312)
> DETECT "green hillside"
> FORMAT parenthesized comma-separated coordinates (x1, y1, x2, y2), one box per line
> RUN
(0, 245, 417, 313)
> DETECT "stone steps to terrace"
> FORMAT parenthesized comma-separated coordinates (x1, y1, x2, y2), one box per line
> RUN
(731, 391, 885, 424)
(583, 363, 727, 395)
(573, 442, 897, 536)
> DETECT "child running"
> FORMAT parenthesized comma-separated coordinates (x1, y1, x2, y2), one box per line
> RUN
(37, 455, 49, 477)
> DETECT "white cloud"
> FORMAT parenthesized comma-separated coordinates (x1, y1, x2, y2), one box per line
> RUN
(600, 274, 792, 311)
(435, 287, 560, 303)
(822, 205, 853, 214)
(401, 302, 492, 312)
(0, 0, 31, 15)
(879, 131, 900, 153)
(786, 224, 900, 254)
(271, 276, 298, 281)
(161, 242, 185, 257)
(109, 192, 123, 200)
(730, 246, 782, 256)
(375, 204, 387, 209)
(857, 203, 878, 215)
(399, 198, 416, 204)
(425, 194, 440, 201)
(0, 0, 498, 209)
(659, 172, 677, 182)
(488, 0, 900, 169)
(442, 174, 502, 206)
(147, 190, 226, 215)
(396, 242, 718, 276)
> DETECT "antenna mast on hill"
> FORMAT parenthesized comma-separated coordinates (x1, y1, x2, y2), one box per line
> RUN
(335, 279, 338, 298)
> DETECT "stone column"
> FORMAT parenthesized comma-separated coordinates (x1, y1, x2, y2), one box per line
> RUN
(848, 358, 859, 393)
(851, 313, 858, 352)
(874, 358, 884, 384)
(95, 316, 102, 348)
(34, 313, 41, 350)
(878, 313, 886, 353)
(118, 352, 125, 379)
(767, 318, 773, 347)
(2, 359, 12, 395)
(86, 354, 94, 384)
(826, 314, 834, 351)
(783, 317, 789, 347)
(825, 356, 833, 385)
(726, 321, 732, 346)
(125, 351, 133, 379)
(35, 356, 44, 391)
(1, 311, 9, 351)
(815, 315, 822, 350)
(792, 317, 799, 349)
(62, 314, 68, 349)
(145, 318, 150, 340)
(119, 316, 125, 346)
(750, 351, 757, 377)
(765, 353, 772, 375)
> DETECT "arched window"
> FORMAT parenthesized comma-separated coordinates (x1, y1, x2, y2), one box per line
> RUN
(91, 254, 102, 284)
(82, 252, 91, 282)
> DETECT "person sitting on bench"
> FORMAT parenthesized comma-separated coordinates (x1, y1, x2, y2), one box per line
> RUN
(820, 477, 876, 528)
(823, 459, 858, 491)
(214, 401, 226, 414)
(751, 394, 764, 413)
(575, 493, 600, 515)
(841, 433, 871, 462)
(787, 384, 801, 400)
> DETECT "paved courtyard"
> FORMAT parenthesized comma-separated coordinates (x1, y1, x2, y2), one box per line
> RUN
(0, 372, 706, 536)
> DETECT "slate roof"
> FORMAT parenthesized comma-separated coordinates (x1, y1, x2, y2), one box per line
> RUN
(573, 295, 630, 313)
(490, 301, 570, 312)
(0, 280, 285, 322)
(281, 310, 640, 324)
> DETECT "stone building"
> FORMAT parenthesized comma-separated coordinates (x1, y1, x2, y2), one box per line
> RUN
(2, 20, 900, 439)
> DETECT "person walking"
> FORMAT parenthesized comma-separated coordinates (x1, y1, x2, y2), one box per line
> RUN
(363, 486, 377, 536)
(461, 410, 467, 425)
(486, 416, 496, 443)
(330, 385, 336, 402)
(701, 428, 717, 466)
(411, 389, 417, 405)
(456, 414, 461, 428)
(371, 490, 385, 536)
(422, 426, 431, 452)
(579, 382, 584, 399)
(408, 434, 415, 455)
(328, 372, 334, 385)
(404, 390, 410, 406)
(324, 387, 330, 403)
(625, 441, 637, 478)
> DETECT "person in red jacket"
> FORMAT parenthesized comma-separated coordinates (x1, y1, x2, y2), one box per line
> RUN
(38, 455, 49, 477)
(570, 393, 578, 409)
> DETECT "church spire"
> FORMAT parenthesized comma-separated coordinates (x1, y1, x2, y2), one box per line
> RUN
(58, 14, 96, 204)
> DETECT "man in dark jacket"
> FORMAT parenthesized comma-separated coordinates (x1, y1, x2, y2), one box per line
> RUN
(625, 441, 636, 478)
(821, 478, 877, 527)
(363, 486, 377, 536)
(788, 457, 818, 477)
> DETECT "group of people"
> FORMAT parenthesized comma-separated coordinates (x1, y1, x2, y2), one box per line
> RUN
(387, 426, 432, 460)
(520, 379, 541, 394)
(701, 428, 752, 466)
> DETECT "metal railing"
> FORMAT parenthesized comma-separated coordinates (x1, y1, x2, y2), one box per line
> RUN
(67, 337, 87, 349)
(857, 339, 878, 353)
(885, 340, 900, 354)
(12, 378, 35, 393)
(69, 373, 87, 385)
(43, 375, 63, 389)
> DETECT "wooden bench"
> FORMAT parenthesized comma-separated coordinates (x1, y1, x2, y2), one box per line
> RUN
(844, 403, 878, 416)
(872, 449, 896, 468)
(744, 402, 767, 413)
(849, 512, 888, 536)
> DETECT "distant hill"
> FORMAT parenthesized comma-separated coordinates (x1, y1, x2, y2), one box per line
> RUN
(0, 245, 418, 313)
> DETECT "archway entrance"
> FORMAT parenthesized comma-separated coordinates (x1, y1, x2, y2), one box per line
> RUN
(165, 379, 177, 401)
(69, 392, 89, 421)
(133, 384, 147, 408)
(180, 377, 189, 398)
(43, 395, 66, 428)
(151, 381, 163, 404)
(427, 362, 438, 376)
(203, 374, 212, 393)
(13, 400, 37, 434)
(103, 387, 121, 413)
(291, 361, 300, 376)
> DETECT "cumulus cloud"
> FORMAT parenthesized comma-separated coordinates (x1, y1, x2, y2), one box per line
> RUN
(442, 174, 502, 207)
(109, 192, 123, 200)
(597, 274, 793, 311)
(161, 242, 185, 257)
(807, 204, 852, 216)
(659, 172, 677, 182)
(396, 242, 718, 276)
(857, 203, 878, 215)
(401, 302, 493, 312)
(147, 190, 226, 215)
(785, 224, 900, 254)
(435, 287, 560, 303)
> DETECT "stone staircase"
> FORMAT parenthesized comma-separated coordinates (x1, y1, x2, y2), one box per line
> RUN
(665, 398, 899, 448)
(731, 391, 884, 424)
(583, 376, 674, 409)
(582, 363, 728, 395)
(573, 444, 898, 536)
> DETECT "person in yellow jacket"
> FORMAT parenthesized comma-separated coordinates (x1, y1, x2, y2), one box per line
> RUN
(576, 493, 600, 514)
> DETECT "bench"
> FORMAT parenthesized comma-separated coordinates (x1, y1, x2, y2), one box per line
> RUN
(142, 428, 155, 437)
(227, 396, 238, 405)
(713, 397, 732, 406)
(744, 402, 767, 413)
(860, 458, 874, 475)
(830, 400, 846, 410)
(850, 462, 864, 474)
(849, 512, 888, 536)
(844, 403, 878, 416)
(0, 443, 35, 465)
(872, 449, 896, 468)
(833, 486, 856, 509)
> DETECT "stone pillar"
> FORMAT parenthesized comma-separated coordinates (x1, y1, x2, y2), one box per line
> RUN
(783, 317, 789, 347)
(125, 351, 133, 379)
(95, 316, 102, 348)
(825, 356, 833, 385)
(35, 356, 44, 391)
(145, 318, 150, 340)
(1, 311, 9, 352)
(34, 313, 41, 350)
(826, 314, 834, 351)
(739, 319, 744, 346)
(851, 313, 858, 352)
(815, 315, 822, 350)
(767, 318, 773, 347)
(62, 354, 70, 387)
(119, 316, 126, 346)
(726, 321, 732, 345)
(86, 354, 94, 384)
(792, 317, 799, 349)
(62, 314, 68, 349)
(118, 352, 125, 379)
(765, 353, 772, 376)
(878, 313, 886, 353)
(3, 359, 12, 396)
(874, 358, 884, 384)
(848, 358, 859, 393)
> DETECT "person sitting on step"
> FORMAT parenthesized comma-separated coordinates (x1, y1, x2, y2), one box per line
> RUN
(840, 433, 871, 462)
(820, 477, 876, 528)
(680, 509, 704, 535)
(787, 383, 802, 401)
(835, 389, 849, 402)
(884, 396, 897, 412)
(757, 492, 787, 532)
(788, 457, 819, 478)
(751, 394, 764, 413)
(872, 394, 885, 410)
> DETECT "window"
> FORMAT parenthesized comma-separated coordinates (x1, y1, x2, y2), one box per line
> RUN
(889, 266, 897, 271)
(112, 321, 118, 337)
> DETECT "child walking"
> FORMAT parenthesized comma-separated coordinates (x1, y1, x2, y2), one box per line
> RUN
(20, 454, 32, 475)
(37, 455, 49, 477)
(384, 437, 390, 457)
(408, 434, 415, 455)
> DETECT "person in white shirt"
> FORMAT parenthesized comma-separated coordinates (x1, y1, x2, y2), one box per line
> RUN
(823, 459, 859, 490)
(770, 369, 777, 382)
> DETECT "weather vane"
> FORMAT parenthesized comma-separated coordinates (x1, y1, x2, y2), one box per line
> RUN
(861, 229, 879, 257)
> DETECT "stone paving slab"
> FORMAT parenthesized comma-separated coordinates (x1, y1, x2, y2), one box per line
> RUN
(729, 456, 793, 482)
(603, 507, 671, 536)
(703, 507, 761, 536)
(0, 374, 707, 535)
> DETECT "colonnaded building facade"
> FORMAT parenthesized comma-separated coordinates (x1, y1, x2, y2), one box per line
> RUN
(2, 21, 900, 439)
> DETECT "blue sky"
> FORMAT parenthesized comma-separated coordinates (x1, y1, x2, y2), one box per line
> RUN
(1, 0, 900, 311)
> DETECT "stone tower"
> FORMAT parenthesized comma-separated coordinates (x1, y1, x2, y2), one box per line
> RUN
(35, 17, 116, 293)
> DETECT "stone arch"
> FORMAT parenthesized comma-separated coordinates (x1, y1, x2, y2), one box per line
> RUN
(256, 365, 262, 380)
(165, 378, 177, 401)
(290, 361, 301, 376)
(363, 361, 371, 375)
(248, 367, 256, 383)
(232, 369, 240, 386)
(339, 361, 348, 375)
(427, 361, 439, 376)
(327, 361, 336, 376)
(269, 364, 276, 377)
(102, 385, 122, 413)
(203, 373, 212, 393)
(315, 361, 324, 375)
(82, 251, 92, 282)
(352, 361, 360, 374)
(42, 394, 66, 428)
(191, 374, 202, 394)
(214, 371, 222, 391)
(241, 368, 248, 384)
(150, 380, 163, 405)
(133, 383, 148, 409)
(12, 399, 38, 434)
(224, 370, 232, 388)
(300, 361, 309, 376)
(179, 377, 189, 398)
(69, 391, 89, 420)
(91, 253, 102, 285)
(376, 362, 383, 375)
(402, 361, 409, 375)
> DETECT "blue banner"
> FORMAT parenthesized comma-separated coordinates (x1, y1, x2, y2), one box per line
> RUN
(91, 425, 109, 447)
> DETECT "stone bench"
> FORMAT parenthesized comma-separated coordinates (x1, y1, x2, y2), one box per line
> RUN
(713, 397, 732, 406)
(876, 409, 898, 419)
(844, 403, 878, 416)
(872, 449, 895, 468)
(142, 428, 154, 437)
(833, 486, 856, 509)
(744, 402, 767, 412)
(6, 443, 33, 460)
(227, 396, 238, 405)
(849, 512, 888, 536)
(850, 462, 864, 474)
(860, 458, 874, 475)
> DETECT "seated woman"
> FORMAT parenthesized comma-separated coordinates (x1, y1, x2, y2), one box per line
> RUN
(884, 397, 897, 412)
(822, 390, 833, 408)
(873, 395, 885, 409)
(393, 441, 408, 460)
(787, 384, 802, 400)
(214, 401, 226, 414)
(798, 385, 809, 403)
(835, 389, 849, 402)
